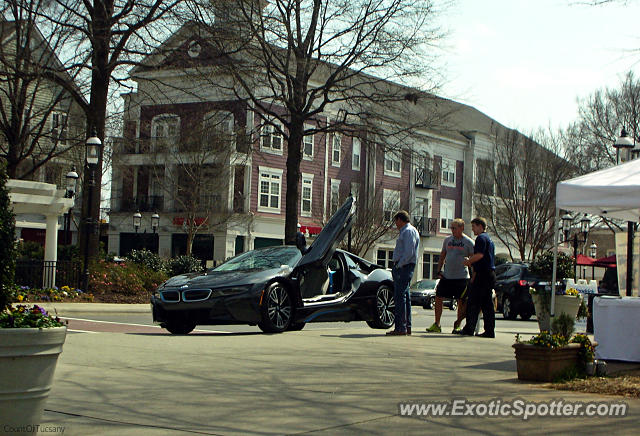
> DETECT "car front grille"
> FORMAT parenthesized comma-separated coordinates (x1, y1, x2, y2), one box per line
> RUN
(160, 290, 180, 302)
(182, 289, 212, 302)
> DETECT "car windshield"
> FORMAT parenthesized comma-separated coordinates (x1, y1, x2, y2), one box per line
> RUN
(212, 246, 302, 272)
(418, 280, 438, 289)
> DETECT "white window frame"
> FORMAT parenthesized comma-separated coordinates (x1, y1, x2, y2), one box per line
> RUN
(440, 198, 455, 232)
(151, 114, 180, 153)
(384, 151, 401, 177)
(441, 157, 456, 187)
(422, 252, 441, 279)
(383, 189, 400, 221)
(260, 121, 283, 155)
(301, 173, 314, 217)
(258, 167, 283, 213)
(376, 249, 394, 269)
(302, 124, 314, 160)
(330, 179, 341, 213)
(51, 111, 68, 146)
(351, 137, 361, 171)
(332, 133, 341, 167)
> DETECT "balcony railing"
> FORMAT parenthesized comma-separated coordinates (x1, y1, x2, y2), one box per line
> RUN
(172, 194, 224, 212)
(415, 168, 439, 189)
(413, 216, 437, 237)
(119, 195, 164, 212)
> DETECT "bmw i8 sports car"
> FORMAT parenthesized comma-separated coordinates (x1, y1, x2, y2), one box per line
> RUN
(151, 196, 396, 334)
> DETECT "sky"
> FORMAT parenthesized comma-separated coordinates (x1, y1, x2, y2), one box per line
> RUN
(436, 0, 640, 133)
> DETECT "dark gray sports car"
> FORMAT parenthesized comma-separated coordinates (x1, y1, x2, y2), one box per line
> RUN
(151, 196, 396, 334)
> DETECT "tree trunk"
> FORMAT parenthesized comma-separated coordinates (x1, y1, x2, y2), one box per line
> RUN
(284, 120, 304, 245)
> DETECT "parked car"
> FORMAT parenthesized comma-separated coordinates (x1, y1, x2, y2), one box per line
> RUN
(494, 262, 543, 320)
(151, 197, 397, 334)
(409, 279, 457, 310)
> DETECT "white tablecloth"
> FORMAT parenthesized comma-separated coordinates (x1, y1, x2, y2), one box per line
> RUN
(593, 297, 640, 362)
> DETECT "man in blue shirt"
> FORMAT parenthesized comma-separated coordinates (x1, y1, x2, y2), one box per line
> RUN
(387, 211, 420, 336)
(461, 217, 496, 338)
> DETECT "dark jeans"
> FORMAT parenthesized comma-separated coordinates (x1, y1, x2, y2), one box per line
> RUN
(464, 270, 496, 335)
(392, 263, 415, 332)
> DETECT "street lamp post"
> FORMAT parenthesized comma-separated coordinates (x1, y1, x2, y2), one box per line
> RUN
(82, 132, 102, 292)
(590, 242, 597, 280)
(64, 167, 78, 245)
(613, 127, 637, 296)
(562, 213, 590, 279)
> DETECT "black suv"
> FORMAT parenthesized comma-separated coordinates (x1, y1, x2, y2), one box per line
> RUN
(494, 262, 542, 320)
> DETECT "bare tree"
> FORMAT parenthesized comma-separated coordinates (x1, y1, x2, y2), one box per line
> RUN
(138, 109, 249, 256)
(565, 71, 640, 173)
(0, 1, 86, 179)
(474, 127, 575, 261)
(184, 0, 448, 244)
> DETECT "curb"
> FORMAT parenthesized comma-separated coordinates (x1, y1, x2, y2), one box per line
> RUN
(37, 303, 150, 314)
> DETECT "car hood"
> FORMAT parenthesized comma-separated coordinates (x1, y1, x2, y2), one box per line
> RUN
(297, 196, 355, 269)
(159, 266, 291, 290)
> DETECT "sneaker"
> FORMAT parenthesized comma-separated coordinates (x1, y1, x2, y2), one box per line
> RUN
(386, 330, 407, 336)
(452, 320, 462, 334)
(475, 331, 495, 338)
(407, 328, 412, 335)
(425, 323, 441, 333)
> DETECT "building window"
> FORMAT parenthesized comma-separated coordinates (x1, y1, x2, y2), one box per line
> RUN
(258, 167, 283, 213)
(301, 174, 313, 217)
(260, 121, 283, 154)
(377, 249, 394, 269)
(352, 137, 361, 171)
(330, 179, 341, 213)
(51, 112, 68, 145)
(332, 133, 341, 166)
(303, 124, 314, 159)
(384, 151, 401, 176)
(151, 114, 180, 153)
(203, 111, 234, 150)
(422, 252, 441, 279)
(440, 198, 455, 231)
(476, 158, 494, 196)
(441, 158, 456, 187)
(383, 189, 400, 221)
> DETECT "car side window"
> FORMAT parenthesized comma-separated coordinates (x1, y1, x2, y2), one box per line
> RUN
(495, 265, 508, 278)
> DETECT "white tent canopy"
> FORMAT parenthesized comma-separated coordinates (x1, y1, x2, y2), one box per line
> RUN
(556, 159, 640, 222)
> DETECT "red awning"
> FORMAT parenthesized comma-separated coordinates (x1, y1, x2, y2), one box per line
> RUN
(300, 225, 322, 235)
(576, 254, 596, 266)
(594, 255, 616, 269)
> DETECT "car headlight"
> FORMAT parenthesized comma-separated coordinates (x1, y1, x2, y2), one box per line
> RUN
(211, 285, 254, 297)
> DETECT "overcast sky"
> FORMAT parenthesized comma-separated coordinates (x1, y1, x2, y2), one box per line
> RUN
(437, 0, 640, 133)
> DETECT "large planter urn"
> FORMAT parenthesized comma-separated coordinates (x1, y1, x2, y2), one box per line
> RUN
(0, 326, 67, 434)
(533, 294, 582, 332)
(513, 342, 581, 382)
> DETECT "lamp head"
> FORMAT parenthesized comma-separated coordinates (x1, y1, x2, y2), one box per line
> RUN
(86, 132, 102, 165)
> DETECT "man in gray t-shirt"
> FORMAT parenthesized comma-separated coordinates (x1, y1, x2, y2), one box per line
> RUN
(426, 218, 475, 333)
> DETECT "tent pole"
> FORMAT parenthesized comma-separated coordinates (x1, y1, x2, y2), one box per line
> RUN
(551, 207, 560, 321)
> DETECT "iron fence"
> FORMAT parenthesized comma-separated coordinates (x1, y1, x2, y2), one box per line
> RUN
(14, 259, 82, 289)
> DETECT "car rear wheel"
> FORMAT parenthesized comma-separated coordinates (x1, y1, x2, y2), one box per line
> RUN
(502, 296, 517, 320)
(449, 299, 458, 311)
(165, 320, 196, 335)
(520, 312, 532, 321)
(367, 284, 395, 329)
(428, 296, 436, 310)
(258, 282, 293, 333)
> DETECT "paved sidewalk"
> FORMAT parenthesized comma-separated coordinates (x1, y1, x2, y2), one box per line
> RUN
(36, 316, 639, 435)
(38, 302, 150, 314)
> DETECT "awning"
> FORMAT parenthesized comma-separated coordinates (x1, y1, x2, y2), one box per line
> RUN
(576, 254, 596, 266)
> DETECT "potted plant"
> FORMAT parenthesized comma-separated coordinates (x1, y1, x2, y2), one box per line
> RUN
(0, 164, 67, 430)
(529, 251, 581, 332)
(513, 314, 597, 382)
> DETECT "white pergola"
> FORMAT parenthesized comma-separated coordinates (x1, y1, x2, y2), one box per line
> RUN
(8, 179, 74, 288)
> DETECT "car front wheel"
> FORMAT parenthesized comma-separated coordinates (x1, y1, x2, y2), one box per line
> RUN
(428, 296, 436, 310)
(367, 284, 395, 329)
(449, 299, 458, 311)
(258, 282, 293, 333)
(502, 296, 517, 320)
(165, 320, 196, 335)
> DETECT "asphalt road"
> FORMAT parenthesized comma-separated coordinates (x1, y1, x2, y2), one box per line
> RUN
(59, 307, 537, 336)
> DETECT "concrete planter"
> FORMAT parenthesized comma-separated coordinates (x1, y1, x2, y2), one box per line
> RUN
(513, 342, 581, 382)
(533, 294, 582, 332)
(0, 326, 66, 434)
